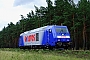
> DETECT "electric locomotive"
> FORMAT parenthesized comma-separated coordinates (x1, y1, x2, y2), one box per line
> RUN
(19, 25, 71, 49)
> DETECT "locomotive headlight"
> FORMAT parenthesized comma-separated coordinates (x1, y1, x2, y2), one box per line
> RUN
(62, 34, 64, 35)
(67, 39, 69, 41)
(58, 39, 60, 41)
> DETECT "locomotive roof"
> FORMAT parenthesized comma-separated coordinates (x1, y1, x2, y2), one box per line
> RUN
(20, 25, 67, 36)
(20, 26, 48, 36)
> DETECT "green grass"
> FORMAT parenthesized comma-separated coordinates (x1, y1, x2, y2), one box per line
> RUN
(0, 48, 90, 60)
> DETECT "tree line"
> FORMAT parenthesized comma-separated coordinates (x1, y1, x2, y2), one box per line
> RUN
(0, 0, 90, 50)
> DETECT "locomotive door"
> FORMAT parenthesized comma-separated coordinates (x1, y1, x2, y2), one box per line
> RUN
(47, 29, 52, 46)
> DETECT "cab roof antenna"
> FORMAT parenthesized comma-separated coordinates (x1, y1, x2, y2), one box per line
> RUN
(61, 23, 63, 26)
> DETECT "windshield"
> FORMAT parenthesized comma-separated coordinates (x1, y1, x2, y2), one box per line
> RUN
(55, 28, 68, 33)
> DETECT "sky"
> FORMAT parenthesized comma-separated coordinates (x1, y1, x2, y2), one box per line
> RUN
(0, 0, 79, 31)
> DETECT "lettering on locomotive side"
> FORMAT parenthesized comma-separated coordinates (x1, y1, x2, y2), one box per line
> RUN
(24, 34, 36, 42)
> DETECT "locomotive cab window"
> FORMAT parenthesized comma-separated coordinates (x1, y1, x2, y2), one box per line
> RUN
(49, 29, 52, 33)
(55, 28, 68, 33)
(36, 33, 39, 41)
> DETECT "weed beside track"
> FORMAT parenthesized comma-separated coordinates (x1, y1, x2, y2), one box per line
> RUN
(0, 48, 90, 60)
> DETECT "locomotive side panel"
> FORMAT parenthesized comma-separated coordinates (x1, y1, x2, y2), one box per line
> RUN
(19, 36, 24, 47)
(23, 30, 44, 46)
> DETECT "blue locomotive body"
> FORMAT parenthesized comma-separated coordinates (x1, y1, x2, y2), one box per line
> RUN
(19, 25, 71, 49)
